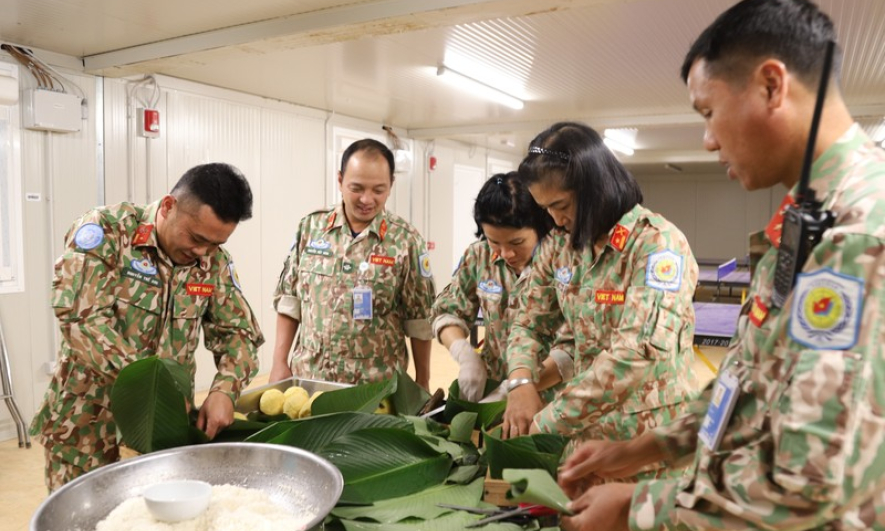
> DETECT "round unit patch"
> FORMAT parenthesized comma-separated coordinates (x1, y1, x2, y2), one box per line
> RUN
(130, 258, 158, 275)
(646, 250, 683, 292)
(419, 253, 433, 278)
(229, 262, 242, 291)
(790, 268, 863, 350)
(74, 223, 104, 250)
(555, 267, 573, 285)
(479, 279, 503, 294)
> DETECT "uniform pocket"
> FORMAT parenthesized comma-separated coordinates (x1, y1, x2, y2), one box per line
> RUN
(771, 349, 866, 502)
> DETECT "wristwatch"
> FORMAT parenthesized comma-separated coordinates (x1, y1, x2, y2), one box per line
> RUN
(504, 377, 533, 393)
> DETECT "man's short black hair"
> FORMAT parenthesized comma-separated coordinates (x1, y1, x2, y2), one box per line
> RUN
(473, 171, 553, 240)
(340, 139, 395, 181)
(171, 163, 253, 223)
(519, 122, 643, 251)
(680, 0, 840, 88)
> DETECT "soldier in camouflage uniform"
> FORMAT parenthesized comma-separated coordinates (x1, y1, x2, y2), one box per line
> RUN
(502, 123, 699, 477)
(432, 172, 571, 402)
(271, 139, 435, 388)
(30, 163, 264, 492)
(558, 1, 885, 530)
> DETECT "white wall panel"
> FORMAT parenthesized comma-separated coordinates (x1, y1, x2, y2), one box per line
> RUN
(258, 108, 326, 373)
(164, 91, 265, 389)
(635, 173, 780, 263)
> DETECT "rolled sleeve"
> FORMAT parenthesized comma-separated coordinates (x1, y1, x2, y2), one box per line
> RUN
(404, 317, 432, 339)
(431, 244, 481, 340)
(274, 293, 301, 321)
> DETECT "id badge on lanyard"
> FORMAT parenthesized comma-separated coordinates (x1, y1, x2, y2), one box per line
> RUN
(353, 261, 373, 320)
(698, 368, 740, 451)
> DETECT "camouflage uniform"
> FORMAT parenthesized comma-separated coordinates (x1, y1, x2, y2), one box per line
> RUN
(273, 204, 435, 384)
(630, 125, 885, 530)
(431, 239, 567, 400)
(29, 201, 264, 490)
(506, 205, 699, 472)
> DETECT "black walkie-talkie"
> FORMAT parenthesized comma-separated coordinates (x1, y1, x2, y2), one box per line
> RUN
(771, 41, 837, 309)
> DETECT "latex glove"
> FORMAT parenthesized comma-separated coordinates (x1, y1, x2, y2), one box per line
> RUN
(479, 382, 508, 403)
(549, 348, 575, 381)
(449, 339, 487, 402)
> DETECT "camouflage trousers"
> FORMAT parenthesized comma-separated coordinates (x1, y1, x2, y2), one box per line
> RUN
(42, 440, 119, 493)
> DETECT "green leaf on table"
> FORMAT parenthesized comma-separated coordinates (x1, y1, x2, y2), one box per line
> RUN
(244, 419, 299, 442)
(319, 427, 453, 504)
(331, 476, 484, 523)
(261, 412, 412, 452)
(446, 464, 482, 484)
(338, 511, 525, 531)
(110, 356, 191, 454)
(402, 415, 449, 438)
(209, 419, 268, 443)
(448, 411, 478, 443)
(443, 380, 505, 429)
(391, 370, 431, 416)
(418, 435, 466, 461)
(312, 378, 397, 415)
(483, 427, 567, 479)
(503, 468, 574, 515)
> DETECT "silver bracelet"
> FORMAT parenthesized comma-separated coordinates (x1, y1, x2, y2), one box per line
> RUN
(505, 377, 533, 393)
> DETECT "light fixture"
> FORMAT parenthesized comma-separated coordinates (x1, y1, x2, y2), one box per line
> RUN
(437, 64, 524, 110)
(603, 128, 637, 157)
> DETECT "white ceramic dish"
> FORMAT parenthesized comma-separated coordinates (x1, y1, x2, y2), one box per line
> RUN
(144, 479, 213, 522)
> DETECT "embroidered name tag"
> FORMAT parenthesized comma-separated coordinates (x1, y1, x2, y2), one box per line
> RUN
(479, 279, 503, 294)
(186, 283, 215, 297)
(123, 267, 161, 287)
(595, 290, 625, 304)
(370, 254, 395, 267)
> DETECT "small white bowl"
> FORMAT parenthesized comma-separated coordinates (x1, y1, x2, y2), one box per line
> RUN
(144, 480, 212, 522)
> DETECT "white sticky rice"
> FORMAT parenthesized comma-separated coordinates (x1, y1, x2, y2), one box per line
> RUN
(95, 484, 315, 531)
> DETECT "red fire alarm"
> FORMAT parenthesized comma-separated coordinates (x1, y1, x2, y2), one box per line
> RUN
(428, 155, 437, 172)
(137, 108, 160, 138)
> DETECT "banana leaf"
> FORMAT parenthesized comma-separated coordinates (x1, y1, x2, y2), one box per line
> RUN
(443, 380, 506, 429)
(330, 477, 485, 523)
(337, 511, 526, 530)
(256, 412, 412, 452)
(312, 378, 397, 416)
(503, 468, 574, 515)
(402, 415, 449, 438)
(110, 357, 191, 454)
(392, 370, 431, 416)
(483, 427, 567, 479)
(244, 419, 299, 442)
(448, 411, 478, 443)
(446, 464, 482, 484)
(319, 428, 453, 504)
(210, 419, 268, 443)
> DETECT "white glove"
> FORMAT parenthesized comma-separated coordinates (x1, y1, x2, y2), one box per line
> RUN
(449, 339, 487, 402)
(479, 382, 508, 403)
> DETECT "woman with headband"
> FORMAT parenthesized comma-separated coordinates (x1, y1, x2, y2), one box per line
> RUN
(502, 122, 698, 481)
(432, 171, 571, 402)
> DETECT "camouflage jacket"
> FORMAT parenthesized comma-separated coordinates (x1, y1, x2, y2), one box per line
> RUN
(506, 205, 699, 449)
(30, 201, 263, 451)
(273, 204, 435, 384)
(431, 239, 571, 387)
(632, 125, 885, 530)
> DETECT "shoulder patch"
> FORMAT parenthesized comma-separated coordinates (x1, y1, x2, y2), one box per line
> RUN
(478, 279, 503, 294)
(228, 262, 242, 291)
(789, 268, 863, 350)
(419, 253, 433, 278)
(645, 250, 683, 292)
(74, 223, 104, 250)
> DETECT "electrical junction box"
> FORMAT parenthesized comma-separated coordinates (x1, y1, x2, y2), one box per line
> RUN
(21, 88, 82, 133)
(137, 107, 160, 138)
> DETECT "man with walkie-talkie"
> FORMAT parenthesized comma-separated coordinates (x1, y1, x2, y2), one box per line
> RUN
(556, 1, 885, 530)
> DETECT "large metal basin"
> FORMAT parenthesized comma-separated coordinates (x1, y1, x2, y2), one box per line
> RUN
(30, 442, 343, 531)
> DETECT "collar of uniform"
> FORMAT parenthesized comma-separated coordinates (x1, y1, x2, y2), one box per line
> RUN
(798, 123, 867, 205)
(134, 201, 162, 250)
(598, 204, 642, 255)
(326, 203, 388, 241)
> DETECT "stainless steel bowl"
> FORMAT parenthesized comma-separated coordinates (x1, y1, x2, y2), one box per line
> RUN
(30, 442, 343, 531)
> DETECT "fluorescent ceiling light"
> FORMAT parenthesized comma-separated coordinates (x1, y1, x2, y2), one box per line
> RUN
(437, 64, 524, 110)
(603, 128, 637, 157)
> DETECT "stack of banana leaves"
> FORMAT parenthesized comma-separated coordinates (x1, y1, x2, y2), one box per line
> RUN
(111, 357, 572, 530)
